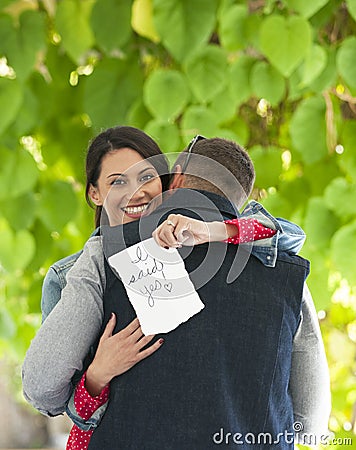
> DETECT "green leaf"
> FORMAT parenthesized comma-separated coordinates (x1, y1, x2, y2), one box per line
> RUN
(153, 0, 218, 62)
(285, 0, 330, 18)
(54, 118, 92, 181)
(132, 0, 160, 42)
(303, 158, 342, 196)
(324, 303, 356, 331)
(181, 106, 219, 143)
(300, 44, 328, 87)
(84, 57, 143, 130)
(37, 180, 78, 232)
(0, 13, 14, 54)
(0, 78, 23, 136)
(229, 55, 254, 106)
(215, 128, 242, 144)
(209, 86, 238, 124)
(249, 146, 283, 188)
(324, 178, 356, 219)
(143, 69, 190, 120)
(244, 14, 263, 50)
(309, 0, 342, 29)
(286, 70, 307, 102)
(219, 4, 248, 51)
(91, 0, 132, 53)
(250, 61, 286, 106)
(300, 245, 332, 310)
(259, 190, 294, 218)
(28, 220, 53, 271)
(144, 120, 181, 153)
(11, 10, 46, 81)
(0, 308, 16, 339)
(10, 86, 39, 136)
(308, 47, 337, 93)
(303, 197, 339, 251)
(55, 0, 95, 63)
(0, 192, 37, 231)
(331, 220, 356, 287)
(339, 121, 356, 182)
(0, 147, 39, 200)
(289, 97, 328, 164)
(26, 276, 44, 314)
(260, 15, 312, 77)
(336, 36, 356, 90)
(346, 0, 356, 22)
(126, 99, 152, 129)
(0, 11, 45, 81)
(184, 46, 227, 103)
(279, 177, 311, 209)
(226, 117, 250, 147)
(0, 221, 36, 272)
(0, 0, 14, 8)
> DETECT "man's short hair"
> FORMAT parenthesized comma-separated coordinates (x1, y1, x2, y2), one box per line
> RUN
(174, 137, 255, 204)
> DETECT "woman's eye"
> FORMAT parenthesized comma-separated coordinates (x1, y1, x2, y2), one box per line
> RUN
(140, 173, 155, 182)
(112, 178, 126, 186)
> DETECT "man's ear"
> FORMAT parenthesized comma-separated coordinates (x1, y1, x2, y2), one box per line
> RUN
(169, 164, 185, 190)
(88, 184, 102, 206)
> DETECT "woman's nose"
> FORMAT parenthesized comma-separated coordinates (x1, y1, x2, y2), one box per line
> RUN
(127, 184, 146, 202)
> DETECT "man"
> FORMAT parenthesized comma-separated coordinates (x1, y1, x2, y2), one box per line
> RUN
(24, 137, 330, 449)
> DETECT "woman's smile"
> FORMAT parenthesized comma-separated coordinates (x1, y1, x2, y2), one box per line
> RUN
(121, 203, 150, 219)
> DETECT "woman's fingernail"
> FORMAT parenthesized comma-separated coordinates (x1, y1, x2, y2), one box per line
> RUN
(159, 338, 165, 345)
(164, 246, 169, 250)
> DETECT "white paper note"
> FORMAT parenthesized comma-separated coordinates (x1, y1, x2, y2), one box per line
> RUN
(108, 238, 205, 335)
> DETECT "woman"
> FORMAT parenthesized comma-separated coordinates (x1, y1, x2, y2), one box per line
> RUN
(23, 126, 306, 449)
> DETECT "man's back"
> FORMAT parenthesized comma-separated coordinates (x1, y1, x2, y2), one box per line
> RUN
(88, 192, 309, 450)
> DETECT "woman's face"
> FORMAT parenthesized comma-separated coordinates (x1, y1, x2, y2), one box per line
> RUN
(89, 148, 163, 225)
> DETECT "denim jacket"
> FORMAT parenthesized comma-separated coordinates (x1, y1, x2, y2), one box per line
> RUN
(40, 201, 305, 430)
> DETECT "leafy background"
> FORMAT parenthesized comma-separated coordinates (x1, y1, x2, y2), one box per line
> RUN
(0, 0, 355, 447)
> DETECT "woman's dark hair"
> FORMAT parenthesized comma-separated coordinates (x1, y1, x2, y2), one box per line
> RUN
(85, 126, 170, 227)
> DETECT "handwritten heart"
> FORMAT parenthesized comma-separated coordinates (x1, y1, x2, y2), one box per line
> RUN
(164, 282, 173, 293)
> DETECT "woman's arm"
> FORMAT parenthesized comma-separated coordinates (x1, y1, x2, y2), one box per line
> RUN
(152, 214, 276, 248)
(22, 237, 106, 416)
(290, 284, 331, 443)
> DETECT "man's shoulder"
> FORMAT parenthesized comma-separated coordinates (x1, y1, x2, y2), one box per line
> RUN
(276, 250, 310, 273)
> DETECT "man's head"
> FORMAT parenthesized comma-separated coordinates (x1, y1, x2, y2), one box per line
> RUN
(170, 137, 255, 207)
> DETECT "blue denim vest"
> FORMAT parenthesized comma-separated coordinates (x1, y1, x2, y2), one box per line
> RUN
(88, 192, 310, 449)
(41, 194, 306, 432)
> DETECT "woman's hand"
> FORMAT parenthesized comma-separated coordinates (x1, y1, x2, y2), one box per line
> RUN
(85, 314, 164, 396)
(152, 214, 233, 248)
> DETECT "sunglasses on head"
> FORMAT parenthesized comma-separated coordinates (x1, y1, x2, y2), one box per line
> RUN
(181, 134, 206, 174)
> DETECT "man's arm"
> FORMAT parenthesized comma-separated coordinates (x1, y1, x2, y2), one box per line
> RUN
(22, 237, 105, 416)
(290, 284, 331, 442)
